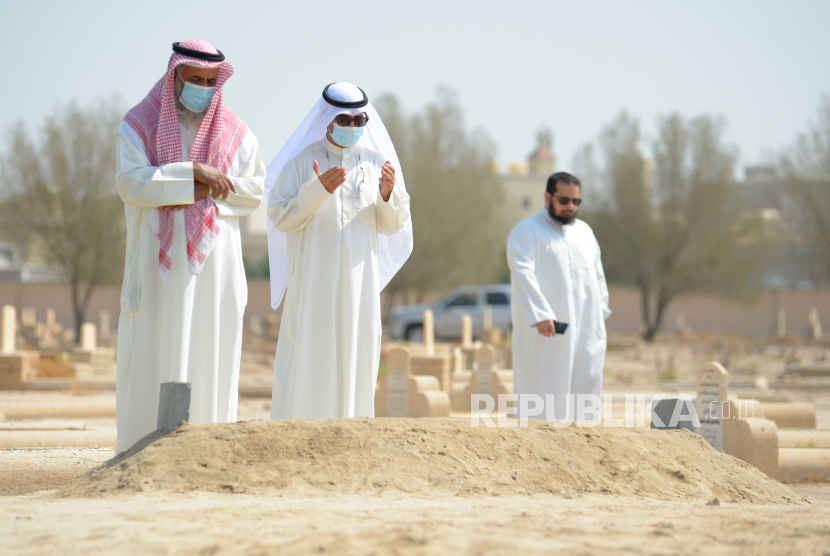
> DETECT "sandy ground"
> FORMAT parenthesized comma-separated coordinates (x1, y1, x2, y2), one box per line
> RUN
(2, 489, 830, 556)
(2, 419, 829, 555)
(2, 337, 830, 554)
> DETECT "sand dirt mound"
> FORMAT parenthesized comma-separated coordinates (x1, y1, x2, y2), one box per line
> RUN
(59, 418, 799, 503)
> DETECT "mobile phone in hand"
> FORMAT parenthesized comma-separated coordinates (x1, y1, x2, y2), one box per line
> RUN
(554, 321, 568, 335)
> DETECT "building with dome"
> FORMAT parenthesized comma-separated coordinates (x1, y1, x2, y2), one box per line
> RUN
(501, 130, 557, 228)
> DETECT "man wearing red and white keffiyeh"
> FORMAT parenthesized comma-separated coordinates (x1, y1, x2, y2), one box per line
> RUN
(115, 39, 265, 454)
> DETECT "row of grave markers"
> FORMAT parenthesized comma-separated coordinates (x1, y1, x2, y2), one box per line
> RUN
(1, 305, 111, 354)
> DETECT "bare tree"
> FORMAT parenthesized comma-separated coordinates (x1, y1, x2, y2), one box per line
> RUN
(781, 94, 830, 273)
(375, 88, 507, 311)
(581, 112, 761, 341)
(0, 98, 125, 337)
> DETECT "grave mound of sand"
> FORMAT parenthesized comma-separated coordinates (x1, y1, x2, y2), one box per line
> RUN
(60, 418, 799, 503)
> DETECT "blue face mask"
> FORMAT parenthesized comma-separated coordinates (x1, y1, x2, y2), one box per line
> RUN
(331, 123, 363, 148)
(179, 79, 215, 113)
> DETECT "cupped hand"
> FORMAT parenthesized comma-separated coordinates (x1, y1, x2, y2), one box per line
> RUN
(314, 159, 346, 194)
(379, 161, 395, 202)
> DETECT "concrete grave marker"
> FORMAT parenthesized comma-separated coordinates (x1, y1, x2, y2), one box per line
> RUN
(157, 382, 191, 431)
(462, 315, 473, 348)
(21, 307, 36, 328)
(423, 309, 435, 356)
(249, 315, 263, 336)
(696, 362, 728, 450)
(675, 313, 685, 336)
(778, 308, 786, 339)
(809, 307, 822, 340)
(483, 304, 493, 333)
(475, 344, 495, 399)
(80, 323, 97, 351)
(99, 311, 111, 339)
(452, 347, 463, 372)
(386, 347, 410, 417)
(1, 305, 15, 354)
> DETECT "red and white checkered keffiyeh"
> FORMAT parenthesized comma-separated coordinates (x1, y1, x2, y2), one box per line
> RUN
(124, 38, 248, 280)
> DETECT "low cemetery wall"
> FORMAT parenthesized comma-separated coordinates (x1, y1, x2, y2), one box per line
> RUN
(4, 282, 830, 338)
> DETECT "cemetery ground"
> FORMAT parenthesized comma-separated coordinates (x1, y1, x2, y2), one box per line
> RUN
(2, 334, 830, 555)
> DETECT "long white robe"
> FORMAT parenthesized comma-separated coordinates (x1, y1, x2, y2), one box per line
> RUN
(507, 210, 611, 420)
(268, 138, 410, 419)
(114, 113, 265, 454)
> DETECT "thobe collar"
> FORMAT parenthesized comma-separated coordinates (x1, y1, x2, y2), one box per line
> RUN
(177, 107, 204, 128)
(541, 209, 566, 233)
(324, 135, 359, 160)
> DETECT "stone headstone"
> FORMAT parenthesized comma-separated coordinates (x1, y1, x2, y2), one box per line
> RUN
(249, 314, 263, 336)
(483, 304, 493, 333)
(411, 354, 451, 394)
(778, 308, 786, 339)
(99, 311, 111, 339)
(157, 382, 191, 432)
(80, 323, 97, 351)
(696, 362, 728, 450)
(21, 307, 36, 328)
(1, 305, 16, 354)
(651, 397, 697, 431)
(675, 313, 685, 335)
(386, 347, 410, 417)
(46, 308, 56, 330)
(462, 315, 473, 348)
(475, 344, 495, 399)
(809, 307, 822, 340)
(452, 346, 463, 372)
(423, 309, 435, 356)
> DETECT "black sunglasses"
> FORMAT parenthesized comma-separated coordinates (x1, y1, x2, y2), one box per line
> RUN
(554, 195, 582, 207)
(334, 113, 370, 127)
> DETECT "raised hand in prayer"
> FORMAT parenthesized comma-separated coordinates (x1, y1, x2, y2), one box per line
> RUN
(193, 161, 237, 201)
(536, 319, 556, 337)
(379, 161, 395, 202)
(314, 160, 347, 194)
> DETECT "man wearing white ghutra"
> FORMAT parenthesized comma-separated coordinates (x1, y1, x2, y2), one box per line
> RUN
(265, 83, 412, 419)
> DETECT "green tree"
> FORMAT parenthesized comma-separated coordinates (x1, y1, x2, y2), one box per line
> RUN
(0, 98, 125, 337)
(582, 112, 760, 341)
(374, 88, 507, 310)
(781, 94, 830, 276)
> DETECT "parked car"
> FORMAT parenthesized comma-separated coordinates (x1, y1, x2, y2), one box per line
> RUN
(387, 284, 512, 341)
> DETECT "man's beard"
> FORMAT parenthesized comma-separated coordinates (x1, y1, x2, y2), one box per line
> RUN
(547, 203, 577, 225)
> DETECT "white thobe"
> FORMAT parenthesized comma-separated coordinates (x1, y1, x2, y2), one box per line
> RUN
(114, 112, 265, 454)
(268, 138, 410, 419)
(507, 210, 611, 420)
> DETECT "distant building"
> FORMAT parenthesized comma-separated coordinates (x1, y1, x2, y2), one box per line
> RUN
(735, 165, 829, 288)
(502, 130, 556, 228)
(0, 240, 62, 283)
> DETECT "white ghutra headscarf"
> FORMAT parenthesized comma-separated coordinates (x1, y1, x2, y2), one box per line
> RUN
(264, 83, 413, 309)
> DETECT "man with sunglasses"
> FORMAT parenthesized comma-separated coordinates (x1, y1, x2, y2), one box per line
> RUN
(265, 83, 412, 419)
(507, 172, 611, 421)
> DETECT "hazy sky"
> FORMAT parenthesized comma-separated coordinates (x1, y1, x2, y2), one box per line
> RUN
(2, 0, 829, 178)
